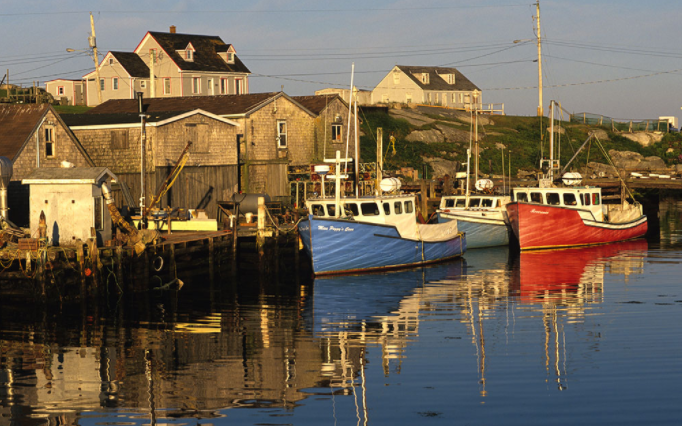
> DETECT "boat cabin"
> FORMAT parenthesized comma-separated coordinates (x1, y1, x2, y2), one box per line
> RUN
(512, 186, 604, 222)
(439, 195, 510, 210)
(306, 194, 416, 225)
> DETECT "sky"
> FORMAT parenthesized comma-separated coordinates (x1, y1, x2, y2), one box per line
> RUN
(2, 0, 682, 120)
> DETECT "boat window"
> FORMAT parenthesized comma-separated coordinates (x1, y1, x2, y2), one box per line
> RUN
(404, 200, 414, 213)
(361, 202, 380, 216)
(445, 199, 455, 208)
(481, 198, 494, 208)
(563, 193, 578, 206)
(344, 203, 359, 216)
(469, 198, 481, 207)
(455, 198, 466, 207)
(592, 193, 600, 205)
(311, 204, 326, 216)
(582, 193, 591, 206)
(327, 204, 336, 216)
(530, 192, 543, 203)
(394, 201, 402, 214)
(516, 192, 528, 202)
(383, 202, 391, 215)
(546, 192, 560, 205)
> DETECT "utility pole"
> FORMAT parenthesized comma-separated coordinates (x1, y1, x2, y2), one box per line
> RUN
(89, 12, 102, 105)
(149, 50, 156, 98)
(535, 1, 543, 117)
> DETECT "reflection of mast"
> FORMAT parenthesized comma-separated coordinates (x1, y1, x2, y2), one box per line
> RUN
(543, 308, 567, 391)
(145, 349, 156, 425)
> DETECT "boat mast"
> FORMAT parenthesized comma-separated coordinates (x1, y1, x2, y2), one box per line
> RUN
(549, 100, 554, 182)
(344, 63, 354, 176)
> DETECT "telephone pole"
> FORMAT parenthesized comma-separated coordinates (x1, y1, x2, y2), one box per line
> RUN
(89, 12, 102, 105)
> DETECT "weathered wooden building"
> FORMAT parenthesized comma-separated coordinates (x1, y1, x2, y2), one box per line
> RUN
(62, 109, 240, 217)
(292, 94, 354, 162)
(0, 104, 95, 226)
(84, 93, 358, 201)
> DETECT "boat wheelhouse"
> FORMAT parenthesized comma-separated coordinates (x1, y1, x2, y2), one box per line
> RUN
(436, 194, 512, 249)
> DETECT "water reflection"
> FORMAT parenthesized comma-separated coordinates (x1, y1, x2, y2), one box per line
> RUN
(0, 235, 661, 425)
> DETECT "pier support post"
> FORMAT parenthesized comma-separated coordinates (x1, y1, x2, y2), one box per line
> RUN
(257, 197, 266, 257)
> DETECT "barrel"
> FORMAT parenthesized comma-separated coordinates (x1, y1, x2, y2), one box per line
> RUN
(380, 177, 402, 193)
(231, 193, 271, 214)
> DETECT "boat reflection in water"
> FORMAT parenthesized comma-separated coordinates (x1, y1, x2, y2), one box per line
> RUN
(509, 239, 648, 390)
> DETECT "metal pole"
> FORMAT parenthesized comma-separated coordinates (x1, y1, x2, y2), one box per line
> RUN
(138, 93, 146, 228)
(90, 13, 102, 105)
(536, 1, 543, 116)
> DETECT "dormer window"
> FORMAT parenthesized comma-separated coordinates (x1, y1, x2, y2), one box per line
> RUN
(227, 52, 234, 63)
(447, 73, 455, 84)
(186, 49, 194, 61)
(421, 73, 430, 84)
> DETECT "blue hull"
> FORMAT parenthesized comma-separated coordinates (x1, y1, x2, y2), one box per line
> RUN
(299, 215, 466, 275)
(437, 212, 510, 249)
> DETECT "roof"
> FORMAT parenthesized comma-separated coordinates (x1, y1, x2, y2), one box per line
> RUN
(86, 92, 288, 116)
(396, 65, 480, 92)
(147, 31, 250, 74)
(63, 109, 240, 128)
(0, 104, 50, 160)
(110, 51, 150, 78)
(292, 94, 346, 115)
(22, 166, 114, 184)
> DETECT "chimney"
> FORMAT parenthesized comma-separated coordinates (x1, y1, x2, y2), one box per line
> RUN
(170, 25, 176, 34)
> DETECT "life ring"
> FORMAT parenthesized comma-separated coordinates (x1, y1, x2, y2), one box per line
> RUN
(152, 256, 164, 272)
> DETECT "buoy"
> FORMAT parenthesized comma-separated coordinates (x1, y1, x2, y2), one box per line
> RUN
(562, 172, 583, 186)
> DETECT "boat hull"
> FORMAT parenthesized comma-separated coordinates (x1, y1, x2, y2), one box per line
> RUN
(299, 215, 466, 275)
(506, 202, 648, 250)
(437, 212, 509, 249)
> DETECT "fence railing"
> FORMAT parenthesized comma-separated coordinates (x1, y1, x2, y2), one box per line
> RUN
(570, 112, 671, 133)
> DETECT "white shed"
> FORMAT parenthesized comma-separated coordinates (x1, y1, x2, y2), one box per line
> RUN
(22, 167, 114, 246)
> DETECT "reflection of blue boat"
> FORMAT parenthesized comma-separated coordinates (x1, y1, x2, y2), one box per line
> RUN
(299, 194, 466, 276)
(312, 261, 464, 335)
(437, 194, 512, 249)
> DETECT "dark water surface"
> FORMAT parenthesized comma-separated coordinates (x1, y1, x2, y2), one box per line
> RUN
(1, 200, 681, 425)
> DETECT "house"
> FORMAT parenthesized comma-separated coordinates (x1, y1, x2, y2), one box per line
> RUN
(45, 79, 85, 105)
(22, 167, 114, 246)
(83, 93, 357, 200)
(0, 104, 95, 226)
(83, 26, 250, 106)
(372, 65, 481, 109)
(62, 109, 241, 218)
(314, 88, 372, 106)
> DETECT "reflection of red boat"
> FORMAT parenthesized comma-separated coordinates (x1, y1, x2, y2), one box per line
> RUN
(510, 239, 648, 303)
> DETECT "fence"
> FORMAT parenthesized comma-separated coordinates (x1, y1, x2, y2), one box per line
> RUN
(570, 112, 671, 133)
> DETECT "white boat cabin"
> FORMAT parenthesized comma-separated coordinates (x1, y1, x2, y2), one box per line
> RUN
(512, 186, 604, 222)
(439, 195, 511, 211)
(306, 194, 417, 225)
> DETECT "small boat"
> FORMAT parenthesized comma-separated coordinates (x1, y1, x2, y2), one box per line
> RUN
(437, 192, 511, 249)
(299, 192, 466, 275)
(505, 100, 647, 251)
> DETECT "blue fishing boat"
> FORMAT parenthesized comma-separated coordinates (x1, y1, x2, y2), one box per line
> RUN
(436, 193, 511, 249)
(299, 193, 466, 276)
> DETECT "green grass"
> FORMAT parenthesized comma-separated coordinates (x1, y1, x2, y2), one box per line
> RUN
(53, 105, 92, 114)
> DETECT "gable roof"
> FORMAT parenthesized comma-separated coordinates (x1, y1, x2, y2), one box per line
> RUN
(145, 31, 250, 74)
(62, 109, 240, 128)
(292, 94, 347, 115)
(0, 104, 50, 160)
(86, 92, 314, 117)
(110, 51, 150, 78)
(0, 104, 94, 165)
(22, 166, 114, 184)
(396, 65, 480, 92)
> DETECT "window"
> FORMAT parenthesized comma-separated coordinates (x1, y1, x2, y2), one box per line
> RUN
(481, 198, 494, 208)
(344, 203, 359, 216)
(383, 203, 391, 215)
(582, 193, 591, 206)
(164, 78, 171, 95)
(277, 120, 287, 148)
(112, 77, 119, 90)
(235, 78, 244, 94)
(111, 130, 128, 149)
(57, 86, 65, 95)
(404, 200, 414, 213)
(563, 193, 578, 206)
(312, 204, 325, 216)
(207, 78, 214, 95)
(361, 202, 380, 216)
(220, 78, 228, 94)
(421, 73, 430, 84)
(546, 193, 560, 205)
(448, 74, 455, 84)
(227, 52, 234, 63)
(109, 58, 114, 65)
(140, 80, 147, 89)
(394, 201, 402, 214)
(99, 78, 105, 91)
(469, 198, 481, 208)
(592, 193, 600, 205)
(44, 127, 55, 157)
(186, 50, 194, 61)
(406, 94, 412, 103)
(192, 76, 201, 94)
(455, 198, 466, 207)
(327, 204, 336, 217)
(94, 197, 104, 230)
(516, 192, 528, 202)
(331, 124, 342, 143)
(445, 199, 455, 208)
(393, 71, 400, 85)
(530, 192, 543, 203)
(186, 123, 209, 152)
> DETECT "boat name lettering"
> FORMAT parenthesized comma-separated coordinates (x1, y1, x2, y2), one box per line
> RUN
(317, 225, 355, 232)
(530, 209, 549, 215)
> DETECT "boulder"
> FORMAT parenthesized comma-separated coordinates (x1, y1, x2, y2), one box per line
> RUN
(591, 129, 610, 141)
(435, 124, 471, 143)
(389, 109, 436, 126)
(422, 156, 461, 178)
(621, 132, 664, 146)
(406, 129, 444, 144)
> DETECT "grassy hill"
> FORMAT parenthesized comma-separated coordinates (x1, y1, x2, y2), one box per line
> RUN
(358, 106, 682, 179)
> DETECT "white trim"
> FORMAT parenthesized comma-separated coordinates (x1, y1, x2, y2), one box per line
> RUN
(68, 109, 241, 130)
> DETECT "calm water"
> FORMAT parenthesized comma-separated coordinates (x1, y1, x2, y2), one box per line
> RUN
(1, 200, 681, 426)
